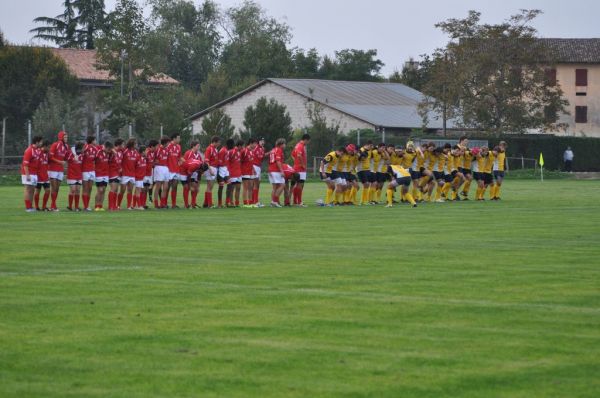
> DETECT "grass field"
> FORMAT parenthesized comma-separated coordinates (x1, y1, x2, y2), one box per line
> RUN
(1, 180, 599, 397)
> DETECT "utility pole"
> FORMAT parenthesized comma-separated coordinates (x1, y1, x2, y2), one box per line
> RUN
(95, 124, 100, 143)
(442, 53, 448, 137)
(120, 50, 127, 97)
(128, 123, 132, 139)
(28, 120, 32, 146)
(1, 117, 6, 165)
(160, 124, 163, 137)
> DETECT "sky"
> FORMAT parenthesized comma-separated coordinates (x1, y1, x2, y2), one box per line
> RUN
(1, 0, 599, 75)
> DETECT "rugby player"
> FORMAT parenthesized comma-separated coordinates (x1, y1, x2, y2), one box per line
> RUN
(241, 138, 258, 207)
(217, 139, 232, 207)
(48, 131, 69, 211)
(166, 133, 182, 208)
(94, 141, 112, 211)
(34, 140, 51, 211)
(227, 140, 243, 207)
(268, 138, 286, 207)
(153, 137, 170, 209)
(252, 138, 266, 206)
(182, 141, 203, 209)
(319, 147, 345, 206)
(81, 136, 98, 211)
(356, 141, 373, 205)
(121, 138, 139, 210)
(386, 164, 417, 208)
(291, 133, 310, 207)
(134, 145, 148, 210)
(65, 141, 84, 211)
(21, 136, 43, 212)
(203, 136, 220, 208)
(492, 141, 507, 200)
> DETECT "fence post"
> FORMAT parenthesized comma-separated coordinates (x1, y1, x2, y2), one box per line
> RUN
(160, 124, 163, 137)
(357, 130, 361, 146)
(128, 124, 132, 139)
(1, 117, 6, 165)
(28, 120, 32, 146)
(382, 127, 386, 144)
(521, 155, 524, 169)
(95, 124, 100, 143)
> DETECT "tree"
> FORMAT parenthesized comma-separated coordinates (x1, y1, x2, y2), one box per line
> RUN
(201, 108, 235, 142)
(390, 56, 433, 91)
(73, 0, 106, 49)
(30, 0, 79, 48)
(221, 1, 293, 85)
(305, 101, 341, 157)
(421, 10, 569, 134)
(0, 46, 78, 151)
(327, 49, 384, 81)
(292, 48, 321, 78)
(242, 97, 292, 147)
(148, 0, 221, 91)
(32, 87, 84, 138)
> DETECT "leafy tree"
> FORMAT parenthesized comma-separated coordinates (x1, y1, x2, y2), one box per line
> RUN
(327, 49, 384, 81)
(390, 56, 433, 91)
(32, 87, 84, 138)
(421, 10, 569, 134)
(0, 47, 78, 151)
(305, 101, 341, 157)
(73, 0, 107, 49)
(30, 0, 79, 47)
(221, 1, 293, 85)
(148, 0, 221, 91)
(0, 30, 5, 48)
(291, 48, 321, 78)
(201, 108, 235, 143)
(242, 97, 292, 147)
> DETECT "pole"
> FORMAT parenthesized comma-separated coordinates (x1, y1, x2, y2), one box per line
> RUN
(1, 117, 6, 165)
(357, 130, 361, 146)
(95, 124, 100, 143)
(28, 120, 32, 146)
(541, 166, 544, 182)
(521, 155, 524, 169)
(160, 124, 163, 137)
(128, 124, 132, 139)
(382, 127, 386, 144)
(120, 54, 124, 97)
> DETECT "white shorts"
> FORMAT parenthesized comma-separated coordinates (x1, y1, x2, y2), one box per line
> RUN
(95, 176, 109, 184)
(242, 174, 257, 180)
(179, 174, 188, 182)
(268, 172, 285, 184)
(298, 172, 307, 181)
(135, 180, 144, 189)
(229, 177, 242, 183)
(67, 179, 82, 185)
(120, 176, 136, 185)
(21, 174, 38, 186)
(218, 167, 229, 179)
(169, 172, 179, 181)
(143, 176, 153, 185)
(253, 165, 261, 180)
(48, 171, 64, 181)
(203, 166, 217, 181)
(335, 178, 347, 186)
(82, 171, 96, 182)
(153, 165, 169, 182)
(189, 172, 199, 182)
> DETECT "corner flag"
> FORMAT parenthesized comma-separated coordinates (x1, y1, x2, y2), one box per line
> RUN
(539, 153, 545, 167)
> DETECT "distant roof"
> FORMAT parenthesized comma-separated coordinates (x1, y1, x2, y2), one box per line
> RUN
(50, 48, 179, 85)
(538, 38, 600, 64)
(190, 78, 455, 130)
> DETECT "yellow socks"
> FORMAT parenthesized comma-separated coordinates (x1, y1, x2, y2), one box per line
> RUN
(361, 188, 368, 204)
(405, 192, 416, 206)
(462, 180, 471, 195)
(325, 188, 334, 204)
(386, 188, 394, 205)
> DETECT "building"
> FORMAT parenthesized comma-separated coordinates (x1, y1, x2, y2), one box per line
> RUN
(541, 39, 600, 137)
(190, 78, 456, 136)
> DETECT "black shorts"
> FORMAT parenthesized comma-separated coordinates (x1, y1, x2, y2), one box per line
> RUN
(410, 169, 421, 180)
(346, 173, 357, 182)
(320, 172, 333, 181)
(376, 172, 388, 183)
(357, 171, 371, 184)
(444, 173, 454, 183)
(109, 178, 120, 184)
(180, 179, 189, 186)
(494, 171, 505, 180)
(482, 173, 493, 185)
(460, 168, 472, 176)
(419, 167, 426, 174)
(473, 172, 481, 181)
(395, 176, 411, 187)
(95, 181, 108, 188)
(433, 171, 444, 181)
(36, 182, 50, 189)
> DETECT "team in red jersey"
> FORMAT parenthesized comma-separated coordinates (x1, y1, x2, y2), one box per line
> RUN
(268, 138, 287, 207)
(216, 141, 231, 207)
(48, 131, 69, 210)
(94, 141, 113, 211)
(153, 136, 171, 208)
(241, 138, 258, 206)
(181, 141, 204, 208)
(291, 134, 311, 207)
(121, 138, 140, 210)
(252, 138, 266, 206)
(202, 136, 220, 208)
(166, 133, 183, 208)
(33, 140, 51, 211)
(65, 142, 84, 211)
(81, 136, 98, 211)
(21, 136, 43, 211)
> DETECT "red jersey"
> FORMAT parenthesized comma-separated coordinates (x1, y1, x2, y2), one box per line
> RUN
(48, 141, 69, 172)
(38, 151, 49, 181)
(65, 151, 83, 180)
(228, 148, 242, 178)
(283, 164, 295, 180)
(217, 147, 230, 168)
(121, 148, 139, 177)
(82, 143, 98, 172)
(108, 150, 122, 179)
(292, 141, 307, 172)
(135, 156, 147, 180)
(268, 147, 284, 172)
(155, 145, 168, 167)
(253, 144, 265, 166)
(21, 145, 41, 175)
(166, 142, 181, 173)
(205, 144, 219, 167)
(241, 147, 256, 176)
(95, 149, 110, 178)
(145, 148, 156, 177)
(181, 149, 203, 174)
(181, 159, 202, 176)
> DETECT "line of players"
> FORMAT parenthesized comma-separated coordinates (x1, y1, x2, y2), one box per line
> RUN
(20, 131, 312, 211)
(318, 136, 507, 208)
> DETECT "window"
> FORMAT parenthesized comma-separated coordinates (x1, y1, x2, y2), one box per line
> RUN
(575, 106, 588, 123)
(575, 69, 588, 86)
(545, 68, 557, 86)
(576, 92, 587, 96)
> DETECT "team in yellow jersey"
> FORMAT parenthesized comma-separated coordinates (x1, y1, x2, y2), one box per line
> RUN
(319, 136, 508, 207)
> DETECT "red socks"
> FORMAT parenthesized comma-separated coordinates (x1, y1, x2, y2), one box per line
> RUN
(126, 193, 133, 208)
(252, 188, 259, 204)
(183, 186, 190, 207)
(117, 192, 124, 208)
(108, 192, 115, 210)
(42, 191, 50, 209)
(171, 189, 177, 207)
(68, 194, 73, 208)
(25, 199, 32, 210)
(34, 192, 40, 209)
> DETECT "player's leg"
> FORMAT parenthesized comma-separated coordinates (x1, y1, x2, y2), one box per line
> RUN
(50, 177, 60, 210)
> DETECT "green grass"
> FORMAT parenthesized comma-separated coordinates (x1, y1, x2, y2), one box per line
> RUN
(1, 180, 599, 397)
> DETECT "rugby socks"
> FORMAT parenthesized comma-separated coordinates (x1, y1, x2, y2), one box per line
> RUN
(50, 192, 58, 209)
(360, 188, 368, 204)
(82, 194, 89, 209)
(495, 184, 501, 199)
(25, 199, 32, 210)
(386, 188, 394, 205)
(325, 188, 333, 204)
(127, 193, 133, 208)
(252, 188, 259, 204)
(74, 194, 80, 209)
(405, 192, 416, 206)
(42, 191, 50, 209)
(171, 189, 177, 207)
(462, 180, 471, 195)
(183, 186, 190, 207)
(68, 194, 73, 208)
(117, 192, 124, 208)
(351, 187, 358, 205)
(376, 189, 382, 202)
(34, 192, 40, 209)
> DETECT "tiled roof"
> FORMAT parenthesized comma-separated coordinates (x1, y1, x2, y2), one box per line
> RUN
(50, 48, 178, 84)
(538, 38, 600, 64)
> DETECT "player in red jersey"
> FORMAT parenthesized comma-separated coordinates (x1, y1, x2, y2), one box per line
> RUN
(108, 138, 124, 210)
(48, 131, 69, 211)
(226, 140, 243, 207)
(268, 138, 286, 207)
(94, 141, 112, 211)
(202, 136, 220, 208)
(181, 141, 203, 208)
(134, 145, 148, 210)
(251, 137, 266, 206)
(291, 133, 311, 207)
(21, 136, 43, 212)
(153, 137, 171, 208)
(282, 163, 300, 206)
(216, 139, 232, 207)
(143, 140, 158, 208)
(65, 141, 84, 211)
(34, 140, 51, 211)
(241, 138, 258, 207)
(166, 133, 183, 208)
(81, 136, 98, 211)
(121, 138, 140, 210)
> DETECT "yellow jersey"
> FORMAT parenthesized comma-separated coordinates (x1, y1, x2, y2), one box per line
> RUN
(415, 151, 425, 170)
(390, 164, 411, 179)
(323, 151, 340, 173)
(424, 151, 435, 171)
(338, 153, 351, 172)
(482, 153, 494, 173)
(495, 151, 506, 171)
(402, 151, 417, 169)
(475, 154, 485, 173)
(463, 149, 474, 169)
(356, 147, 371, 171)
(390, 152, 403, 166)
(434, 153, 447, 172)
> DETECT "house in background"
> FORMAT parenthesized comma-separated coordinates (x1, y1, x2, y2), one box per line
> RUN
(189, 78, 457, 138)
(542, 39, 600, 137)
